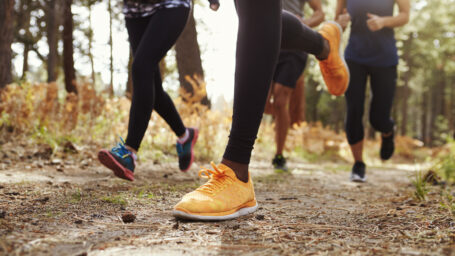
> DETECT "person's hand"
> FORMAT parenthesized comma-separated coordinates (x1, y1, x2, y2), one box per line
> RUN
(366, 13, 385, 31)
(336, 8, 351, 31)
(208, 0, 220, 11)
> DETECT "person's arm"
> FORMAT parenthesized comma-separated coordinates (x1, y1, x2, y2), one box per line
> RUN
(335, 0, 350, 30)
(301, 0, 325, 28)
(366, 0, 410, 32)
(335, 0, 347, 20)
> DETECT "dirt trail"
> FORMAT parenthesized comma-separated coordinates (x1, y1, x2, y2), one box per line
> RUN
(0, 159, 454, 256)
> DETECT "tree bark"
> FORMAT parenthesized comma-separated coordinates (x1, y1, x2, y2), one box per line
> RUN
(63, 0, 78, 94)
(17, 0, 32, 80)
(174, 3, 210, 106)
(0, 0, 15, 89)
(421, 91, 429, 145)
(46, 0, 59, 82)
(88, 1, 96, 85)
(22, 44, 30, 80)
(108, 0, 114, 95)
(400, 35, 413, 136)
(449, 75, 455, 134)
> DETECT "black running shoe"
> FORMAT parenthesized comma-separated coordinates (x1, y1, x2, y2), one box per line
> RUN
(350, 162, 366, 182)
(380, 129, 395, 160)
(272, 154, 288, 172)
(176, 128, 199, 172)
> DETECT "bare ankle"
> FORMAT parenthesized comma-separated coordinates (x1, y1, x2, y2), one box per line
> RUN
(221, 158, 249, 183)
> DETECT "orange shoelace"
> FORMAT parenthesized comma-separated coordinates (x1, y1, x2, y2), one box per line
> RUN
(196, 162, 234, 194)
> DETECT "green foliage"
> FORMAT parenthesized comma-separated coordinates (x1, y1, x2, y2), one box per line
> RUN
(434, 140, 455, 183)
(70, 189, 83, 203)
(101, 195, 128, 206)
(412, 171, 429, 201)
(439, 191, 455, 216)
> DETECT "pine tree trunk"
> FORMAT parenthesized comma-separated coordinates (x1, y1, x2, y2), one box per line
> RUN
(0, 0, 15, 89)
(47, 0, 59, 82)
(19, 0, 31, 80)
(400, 85, 409, 136)
(175, 3, 210, 106)
(400, 33, 413, 136)
(63, 0, 78, 94)
(22, 44, 30, 80)
(449, 76, 455, 135)
(88, 3, 96, 86)
(421, 91, 429, 145)
(108, 0, 114, 96)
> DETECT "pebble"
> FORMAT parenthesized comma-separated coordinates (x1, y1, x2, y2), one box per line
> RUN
(255, 214, 265, 220)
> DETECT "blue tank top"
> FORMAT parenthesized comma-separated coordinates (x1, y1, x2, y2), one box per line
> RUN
(345, 0, 398, 67)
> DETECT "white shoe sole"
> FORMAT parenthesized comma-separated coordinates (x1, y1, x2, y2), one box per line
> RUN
(173, 202, 258, 221)
(350, 173, 367, 183)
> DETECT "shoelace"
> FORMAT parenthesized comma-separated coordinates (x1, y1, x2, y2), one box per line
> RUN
(196, 162, 235, 194)
(111, 137, 134, 159)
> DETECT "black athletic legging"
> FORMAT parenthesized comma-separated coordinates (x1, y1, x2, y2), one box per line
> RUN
(223, 1, 325, 164)
(125, 7, 189, 151)
(344, 60, 397, 145)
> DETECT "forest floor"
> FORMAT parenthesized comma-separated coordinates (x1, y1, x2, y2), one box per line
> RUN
(0, 144, 454, 256)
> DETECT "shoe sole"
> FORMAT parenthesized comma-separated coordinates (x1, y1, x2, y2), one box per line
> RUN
(98, 150, 134, 181)
(180, 128, 199, 172)
(173, 200, 258, 221)
(323, 21, 350, 96)
(350, 173, 366, 183)
(380, 151, 394, 161)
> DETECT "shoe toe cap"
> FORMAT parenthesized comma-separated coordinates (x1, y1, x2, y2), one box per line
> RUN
(174, 192, 226, 214)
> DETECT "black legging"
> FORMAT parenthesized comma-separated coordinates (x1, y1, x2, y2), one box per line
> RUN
(223, 2, 325, 164)
(344, 60, 396, 145)
(125, 7, 189, 151)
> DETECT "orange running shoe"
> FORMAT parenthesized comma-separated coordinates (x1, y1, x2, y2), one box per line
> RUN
(173, 163, 258, 221)
(318, 21, 349, 96)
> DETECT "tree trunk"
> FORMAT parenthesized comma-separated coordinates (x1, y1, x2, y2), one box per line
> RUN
(0, 0, 15, 89)
(400, 33, 413, 136)
(174, 3, 210, 106)
(19, 0, 31, 80)
(88, 2, 96, 85)
(21, 44, 30, 80)
(63, 0, 78, 94)
(108, 0, 114, 96)
(400, 85, 409, 136)
(449, 75, 455, 134)
(47, 0, 59, 82)
(421, 91, 429, 145)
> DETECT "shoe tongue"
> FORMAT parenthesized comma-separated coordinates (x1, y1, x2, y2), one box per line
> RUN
(216, 164, 237, 179)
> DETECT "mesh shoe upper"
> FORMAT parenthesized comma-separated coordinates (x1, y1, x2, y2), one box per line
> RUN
(176, 128, 197, 171)
(109, 138, 136, 172)
(174, 163, 256, 216)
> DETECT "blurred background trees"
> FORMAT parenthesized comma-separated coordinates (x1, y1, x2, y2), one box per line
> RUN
(0, 0, 454, 146)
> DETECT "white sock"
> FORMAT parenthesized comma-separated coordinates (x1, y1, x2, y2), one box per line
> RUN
(177, 129, 189, 144)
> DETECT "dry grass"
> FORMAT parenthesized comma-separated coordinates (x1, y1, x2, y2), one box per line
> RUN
(0, 81, 454, 255)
